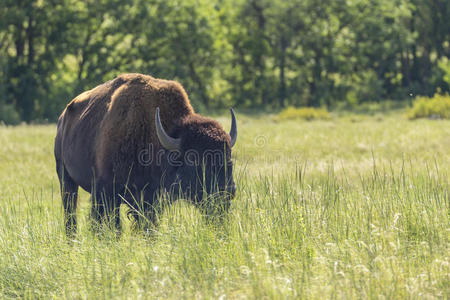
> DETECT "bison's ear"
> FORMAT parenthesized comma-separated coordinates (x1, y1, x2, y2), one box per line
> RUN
(229, 108, 237, 147)
(155, 107, 182, 151)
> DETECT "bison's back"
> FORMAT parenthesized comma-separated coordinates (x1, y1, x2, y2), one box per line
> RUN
(55, 73, 194, 191)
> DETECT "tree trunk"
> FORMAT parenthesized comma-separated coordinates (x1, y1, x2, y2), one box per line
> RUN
(188, 62, 210, 108)
(308, 51, 322, 107)
(26, 14, 34, 65)
(278, 37, 287, 108)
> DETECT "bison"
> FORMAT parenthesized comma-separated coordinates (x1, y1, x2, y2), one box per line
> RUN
(54, 73, 237, 235)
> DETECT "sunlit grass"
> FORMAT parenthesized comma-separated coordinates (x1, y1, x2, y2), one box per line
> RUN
(0, 113, 448, 298)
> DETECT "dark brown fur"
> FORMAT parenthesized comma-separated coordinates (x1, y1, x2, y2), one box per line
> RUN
(55, 73, 234, 236)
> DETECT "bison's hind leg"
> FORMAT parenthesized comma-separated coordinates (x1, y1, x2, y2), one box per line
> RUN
(57, 163, 79, 238)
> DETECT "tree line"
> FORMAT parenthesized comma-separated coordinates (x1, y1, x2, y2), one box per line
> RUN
(0, 0, 449, 123)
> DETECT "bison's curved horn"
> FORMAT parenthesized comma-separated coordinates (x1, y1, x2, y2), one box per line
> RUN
(229, 108, 237, 148)
(155, 107, 181, 151)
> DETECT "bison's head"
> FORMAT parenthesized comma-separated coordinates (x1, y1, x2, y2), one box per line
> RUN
(155, 108, 237, 208)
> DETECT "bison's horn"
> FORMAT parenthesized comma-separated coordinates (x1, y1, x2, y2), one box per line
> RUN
(155, 107, 181, 151)
(229, 108, 237, 147)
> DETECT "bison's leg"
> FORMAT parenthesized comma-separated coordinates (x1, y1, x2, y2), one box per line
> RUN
(57, 163, 79, 237)
(125, 188, 159, 233)
(91, 180, 122, 234)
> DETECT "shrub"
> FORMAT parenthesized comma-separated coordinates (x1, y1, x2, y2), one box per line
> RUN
(0, 103, 21, 125)
(407, 93, 450, 120)
(276, 106, 330, 121)
(334, 100, 408, 115)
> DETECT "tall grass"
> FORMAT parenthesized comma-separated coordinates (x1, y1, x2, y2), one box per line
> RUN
(0, 114, 448, 298)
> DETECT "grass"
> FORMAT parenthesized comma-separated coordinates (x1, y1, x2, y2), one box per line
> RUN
(0, 113, 449, 298)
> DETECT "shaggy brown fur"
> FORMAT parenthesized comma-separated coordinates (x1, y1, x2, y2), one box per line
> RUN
(55, 73, 234, 236)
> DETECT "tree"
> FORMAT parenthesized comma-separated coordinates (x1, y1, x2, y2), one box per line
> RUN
(1, 0, 73, 121)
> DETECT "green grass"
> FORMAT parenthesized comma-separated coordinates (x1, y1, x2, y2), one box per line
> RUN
(0, 113, 449, 298)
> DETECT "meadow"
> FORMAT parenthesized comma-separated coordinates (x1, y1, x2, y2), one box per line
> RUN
(0, 112, 448, 299)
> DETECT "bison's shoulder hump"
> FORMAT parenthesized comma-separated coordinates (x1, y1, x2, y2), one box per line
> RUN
(108, 74, 194, 115)
(66, 90, 91, 111)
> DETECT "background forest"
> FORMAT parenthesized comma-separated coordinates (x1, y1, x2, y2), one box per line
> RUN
(0, 0, 449, 123)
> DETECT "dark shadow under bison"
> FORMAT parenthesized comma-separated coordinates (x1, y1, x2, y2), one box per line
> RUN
(54, 73, 237, 236)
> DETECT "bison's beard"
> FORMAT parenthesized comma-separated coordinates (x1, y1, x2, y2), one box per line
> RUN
(162, 181, 234, 215)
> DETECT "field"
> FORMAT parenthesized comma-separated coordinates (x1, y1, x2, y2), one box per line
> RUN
(0, 113, 448, 298)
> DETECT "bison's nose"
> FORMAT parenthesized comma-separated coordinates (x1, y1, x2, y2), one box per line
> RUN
(227, 185, 236, 196)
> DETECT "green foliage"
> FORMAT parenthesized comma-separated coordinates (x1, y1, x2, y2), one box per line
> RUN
(407, 93, 450, 119)
(0, 0, 449, 122)
(276, 106, 330, 121)
(344, 70, 385, 105)
(438, 57, 450, 87)
(0, 103, 21, 125)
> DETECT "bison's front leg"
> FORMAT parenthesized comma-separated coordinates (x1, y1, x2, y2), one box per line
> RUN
(91, 180, 122, 235)
(125, 188, 159, 234)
